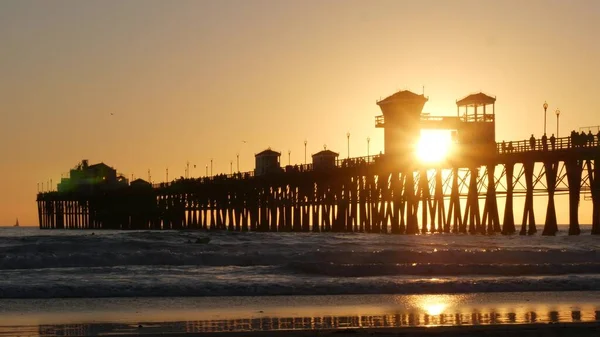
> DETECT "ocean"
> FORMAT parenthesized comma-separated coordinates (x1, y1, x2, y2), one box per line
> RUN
(1, 227, 599, 298)
(0, 227, 599, 335)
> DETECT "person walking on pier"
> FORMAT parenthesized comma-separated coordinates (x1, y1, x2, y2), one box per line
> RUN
(541, 134, 548, 151)
(588, 130, 594, 146)
(550, 134, 556, 150)
(501, 141, 507, 154)
(529, 134, 536, 151)
(597, 130, 600, 146)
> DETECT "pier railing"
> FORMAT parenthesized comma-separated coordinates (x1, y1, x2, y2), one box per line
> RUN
(151, 155, 383, 188)
(44, 134, 600, 192)
(496, 135, 599, 154)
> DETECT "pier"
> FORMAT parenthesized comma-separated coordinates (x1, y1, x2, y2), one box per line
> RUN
(37, 90, 600, 235)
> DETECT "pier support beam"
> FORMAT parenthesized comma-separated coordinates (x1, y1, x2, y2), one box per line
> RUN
(433, 168, 446, 233)
(447, 168, 462, 233)
(587, 158, 600, 235)
(542, 161, 559, 236)
(393, 173, 406, 234)
(520, 162, 536, 235)
(464, 167, 481, 234)
(420, 170, 430, 234)
(565, 159, 582, 235)
(483, 165, 500, 234)
(405, 172, 418, 235)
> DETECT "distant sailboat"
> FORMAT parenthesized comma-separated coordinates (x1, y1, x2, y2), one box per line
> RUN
(14, 218, 19, 227)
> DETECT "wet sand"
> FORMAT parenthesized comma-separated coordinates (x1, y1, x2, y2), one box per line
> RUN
(132, 323, 600, 337)
(0, 292, 598, 336)
(12, 323, 600, 337)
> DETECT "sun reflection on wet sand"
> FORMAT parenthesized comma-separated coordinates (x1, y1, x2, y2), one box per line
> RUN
(413, 294, 453, 316)
(0, 293, 598, 336)
(21, 308, 600, 336)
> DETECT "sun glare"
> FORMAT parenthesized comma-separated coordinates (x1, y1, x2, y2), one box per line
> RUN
(415, 295, 454, 316)
(416, 130, 453, 163)
(424, 303, 447, 316)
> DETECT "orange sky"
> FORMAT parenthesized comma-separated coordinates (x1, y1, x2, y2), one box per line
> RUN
(1, 0, 599, 226)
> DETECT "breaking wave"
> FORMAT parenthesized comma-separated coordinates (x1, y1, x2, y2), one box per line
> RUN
(0, 228, 599, 298)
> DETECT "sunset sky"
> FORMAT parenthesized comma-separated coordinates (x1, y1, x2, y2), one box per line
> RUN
(1, 0, 599, 226)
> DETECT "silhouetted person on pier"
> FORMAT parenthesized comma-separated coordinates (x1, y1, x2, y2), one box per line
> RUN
(588, 131, 594, 146)
(581, 131, 586, 146)
(597, 130, 600, 146)
(529, 134, 536, 151)
(508, 141, 514, 153)
(541, 134, 548, 151)
(550, 134, 556, 150)
(571, 130, 579, 147)
(501, 141, 507, 153)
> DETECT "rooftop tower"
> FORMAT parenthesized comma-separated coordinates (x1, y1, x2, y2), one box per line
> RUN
(375, 90, 428, 160)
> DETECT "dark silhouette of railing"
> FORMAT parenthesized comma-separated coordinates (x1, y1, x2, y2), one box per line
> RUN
(151, 155, 382, 188)
(497, 135, 599, 154)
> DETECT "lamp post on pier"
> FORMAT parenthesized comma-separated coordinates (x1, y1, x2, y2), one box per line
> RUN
(543, 101, 548, 135)
(367, 137, 371, 162)
(210, 158, 213, 177)
(346, 132, 350, 159)
(288, 150, 291, 166)
(555, 109, 561, 137)
(304, 140, 307, 165)
(230, 160, 233, 175)
(236, 153, 239, 172)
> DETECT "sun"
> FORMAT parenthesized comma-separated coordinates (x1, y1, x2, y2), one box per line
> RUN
(415, 130, 453, 163)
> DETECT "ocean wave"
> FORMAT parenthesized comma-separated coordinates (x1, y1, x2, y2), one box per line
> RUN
(284, 262, 600, 277)
(2, 249, 598, 270)
(2, 230, 600, 299)
(0, 273, 599, 299)
(1, 237, 598, 270)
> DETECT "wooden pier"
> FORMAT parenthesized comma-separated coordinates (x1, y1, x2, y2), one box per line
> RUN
(36, 135, 600, 235)
(36, 90, 600, 235)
